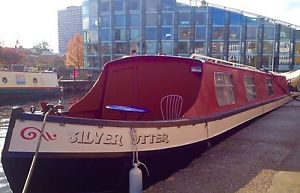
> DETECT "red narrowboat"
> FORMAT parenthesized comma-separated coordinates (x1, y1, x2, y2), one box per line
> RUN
(1, 54, 291, 193)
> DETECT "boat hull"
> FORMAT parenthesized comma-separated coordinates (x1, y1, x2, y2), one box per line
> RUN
(1, 96, 290, 193)
(2, 142, 204, 193)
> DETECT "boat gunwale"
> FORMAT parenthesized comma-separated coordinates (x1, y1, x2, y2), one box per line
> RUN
(11, 95, 289, 128)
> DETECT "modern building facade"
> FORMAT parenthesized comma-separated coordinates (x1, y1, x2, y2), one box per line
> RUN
(82, 0, 300, 71)
(58, 6, 83, 54)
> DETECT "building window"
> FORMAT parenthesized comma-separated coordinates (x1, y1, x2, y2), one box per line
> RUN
(295, 56, 300, 65)
(266, 78, 273, 96)
(145, 0, 158, 12)
(130, 42, 140, 53)
(100, 29, 111, 41)
(178, 12, 190, 25)
(162, 0, 174, 11)
(114, 29, 126, 41)
(130, 29, 140, 41)
(263, 42, 274, 55)
(115, 15, 126, 27)
(100, 0, 110, 12)
(102, 55, 111, 65)
(162, 13, 173, 26)
(83, 18, 89, 30)
(115, 42, 127, 54)
(247, 26, 259, 40)
(212, 42, 224, 54)
(244, 76, 256, 100)
(212, 8, 225, 25)
(162, 41, 173, 54)
(262, 56, 273, 69)
(264, 27, 275, 40)
(162, 27, 173, 40)
(114, 0, 125, 11)
(89, 18, 98, 30)
(130, 0, 140, 10)
(146, 28, 157, 40)
(100, 15, 110, 27)
(101, 43, 111, 54)
(178, 42, 190, 54)
(229, 27, 240, 40)
(228, 42, 240, 54)
(212, 27, 225, 40)
(130, 14, 140, 26)
(214, 72, 235, 106)
(87, 56, 99, 68)
(178, 27, 191, 40)
(230, 12, 243, 25)
(146, 13, 158, 26)
(195, 12, 206, 25)
(295, 42, 300, 55)
(146, 42, 157, 54)
(194, 41, 206, 54)
(246, 41, 258, 54)
(195, 26, 206, 40)
(89, 31, 98, 42)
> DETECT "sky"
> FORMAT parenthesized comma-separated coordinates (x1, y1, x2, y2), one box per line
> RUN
(0, 0, 82, 53)
(0, 0, 300, 53)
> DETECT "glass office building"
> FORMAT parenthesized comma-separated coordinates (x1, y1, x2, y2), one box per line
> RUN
(82, 0, 300, 71)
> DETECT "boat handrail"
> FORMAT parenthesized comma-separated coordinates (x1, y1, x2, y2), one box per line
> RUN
(190, 53, 257, 71)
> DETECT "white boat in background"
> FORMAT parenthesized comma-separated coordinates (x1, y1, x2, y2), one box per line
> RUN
(281, 69, 300, 91)
(0, 70, 62, 103)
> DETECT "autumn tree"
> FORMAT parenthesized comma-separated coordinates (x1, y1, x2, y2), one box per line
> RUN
(65, 33, 84, 69)
(0, 47, 25, 69)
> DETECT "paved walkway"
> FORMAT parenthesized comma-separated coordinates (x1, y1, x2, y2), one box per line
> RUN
(144, 99, 300, 193)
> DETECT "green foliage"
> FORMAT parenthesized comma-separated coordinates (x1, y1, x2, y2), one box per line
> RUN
(33, 41, 53, 54)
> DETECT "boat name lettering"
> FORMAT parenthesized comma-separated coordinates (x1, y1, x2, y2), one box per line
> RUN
(69, 131, 123, 146)
(136, 133, 169, 144)
(20, 127, 57, 141)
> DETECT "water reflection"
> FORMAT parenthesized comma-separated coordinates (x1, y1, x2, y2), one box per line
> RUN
(0, 92, 85, 193)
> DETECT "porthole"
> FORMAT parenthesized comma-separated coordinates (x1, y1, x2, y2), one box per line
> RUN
(2, 77, 7, 84)
(33, 78, 38, 84)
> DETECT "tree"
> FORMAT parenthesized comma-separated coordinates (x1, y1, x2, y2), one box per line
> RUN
(65, 33, 84, 69)
(33, 41, 53, 54)
(0, 47, 25, 69)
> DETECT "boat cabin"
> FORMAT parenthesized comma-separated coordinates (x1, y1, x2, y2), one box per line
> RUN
(68, 55, 288, 121)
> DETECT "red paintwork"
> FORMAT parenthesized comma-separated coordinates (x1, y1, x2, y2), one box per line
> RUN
(68, 55, 289, 121)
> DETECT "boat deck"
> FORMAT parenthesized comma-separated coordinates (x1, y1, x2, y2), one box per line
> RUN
(144, 97, 300, 193)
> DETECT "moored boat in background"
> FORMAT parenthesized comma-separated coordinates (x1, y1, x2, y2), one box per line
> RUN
(281, 69, 300, 91)
(1, 54, 291, 193)
(0, 70, 62, 104)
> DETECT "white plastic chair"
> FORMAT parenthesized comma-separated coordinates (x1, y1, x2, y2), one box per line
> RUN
(160, 95, 183, 120)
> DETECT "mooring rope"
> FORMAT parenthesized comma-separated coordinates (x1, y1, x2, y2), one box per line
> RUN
(130, 128, 149, 176)
(21, 107, 53, 193)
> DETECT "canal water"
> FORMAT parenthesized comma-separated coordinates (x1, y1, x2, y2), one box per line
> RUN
(0, 93, 85, 193)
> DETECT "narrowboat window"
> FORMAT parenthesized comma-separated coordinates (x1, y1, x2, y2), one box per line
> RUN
(244, 76, 256, 100)
(266, 78, 273, 96)
(214, 72, 235, 106)
(33, 78, 38, 84)
(16, 75, 26, 85)
(2, 77, 8, 84)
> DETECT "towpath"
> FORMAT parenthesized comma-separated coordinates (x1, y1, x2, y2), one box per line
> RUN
(144, 98, 300, 193)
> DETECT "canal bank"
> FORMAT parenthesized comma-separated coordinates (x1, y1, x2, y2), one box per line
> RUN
(144, 98, 300, 193)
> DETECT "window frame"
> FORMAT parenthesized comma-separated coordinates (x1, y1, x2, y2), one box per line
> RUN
(244, 76, 256, 101)
(214, 72, 236, 106)
(266, 78, 274, 96)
